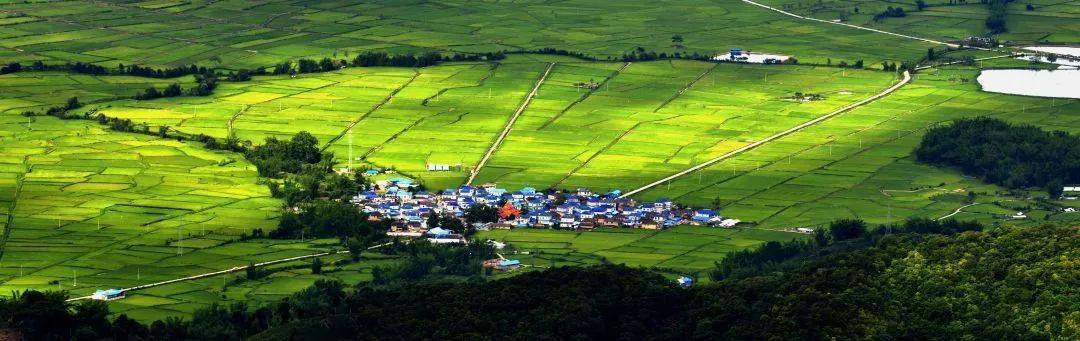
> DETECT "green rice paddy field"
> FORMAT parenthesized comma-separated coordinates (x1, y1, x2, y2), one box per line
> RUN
(0, 0, 935, 68)
(81, 55, 898, 190)
(0, 0, 1077, 324)
(760, 0, 1080, 44)
(636, 66, 1080, 228)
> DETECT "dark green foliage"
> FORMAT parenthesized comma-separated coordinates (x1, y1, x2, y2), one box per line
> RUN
(311, 258, 322, 274)
(986, 0, 1010, 33)
(246, 132, 323, 178)
(915, 117, 1080, 191)
(1, 222, 1075, 340)
(463, 204, 498, 225)
(0, 62, 21, 74)
(873, 6, 906, 21)
(246, 262, 269, 280)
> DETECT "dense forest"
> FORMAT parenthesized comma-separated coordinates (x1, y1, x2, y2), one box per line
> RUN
(916, 117, 1080, 197)
(2, 219, 1075, 340)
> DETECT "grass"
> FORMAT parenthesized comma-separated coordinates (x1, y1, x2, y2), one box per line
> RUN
(636, 66, 1080, 229)
(0, 0, 937, 69)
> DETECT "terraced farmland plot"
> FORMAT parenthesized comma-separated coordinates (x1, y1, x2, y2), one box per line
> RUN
(637, 66, 1080, 228)
(90, 58, 553, 189)
(476, 226, 806, 275)
(92, 66, 418, 144)
(0, 72, 195, 115)
(0, 113, 280, 296)
(0, 0, 936, 68)
(475, 61, 897, 191)
(103, 241, 402, 322)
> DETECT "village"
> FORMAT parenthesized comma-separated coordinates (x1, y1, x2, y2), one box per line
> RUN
(351, 178, 742, 243)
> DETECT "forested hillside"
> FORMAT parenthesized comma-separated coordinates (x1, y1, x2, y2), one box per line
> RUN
(4, 221, 1074, 340)
(916, 117, 1080, 196)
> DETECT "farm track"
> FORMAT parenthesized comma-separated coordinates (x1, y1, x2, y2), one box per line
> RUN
(620, 71, 911, 199)
(740, 0, 959, 48)
(226, 105, 250, 138)
(538, 62, 631, 130)
(65, 242, 392, 302)
(466, 62, 556, 185)
(321, 71, 421, 151)
(671, 90, 967, 224)
(653, 63, 719, 112)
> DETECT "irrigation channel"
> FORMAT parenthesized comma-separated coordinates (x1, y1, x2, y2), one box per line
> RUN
(620, 70, 911, 198)
(65, 242, 392, 302)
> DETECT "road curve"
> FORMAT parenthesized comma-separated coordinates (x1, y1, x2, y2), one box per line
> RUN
(467, 62, 555, 185)
(937, 203, 981, 220)
(620, 70, 911, 199)
(741, 0, 959, 48)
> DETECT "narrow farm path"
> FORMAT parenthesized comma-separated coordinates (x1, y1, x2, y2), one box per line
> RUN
(740, 0, 958, 48)
(466, 62, 556, 185)
(938, 203, 981, 220)
(65, 242, 392, 302)
(654, 62, 720, 112)
(538, 62, 631, 130)
(321, 70, 421, 151)
(620, 70, 911, 198)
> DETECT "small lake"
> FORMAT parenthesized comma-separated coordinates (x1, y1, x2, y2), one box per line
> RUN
(977, 69, 1080, 99)
(1020, 46, 1080, 68)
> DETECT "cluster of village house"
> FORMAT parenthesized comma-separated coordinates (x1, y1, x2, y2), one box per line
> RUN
(351, 179, 741, 241)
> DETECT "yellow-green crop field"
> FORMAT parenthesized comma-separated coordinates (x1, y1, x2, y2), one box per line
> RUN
(0, 0, 1078, 323)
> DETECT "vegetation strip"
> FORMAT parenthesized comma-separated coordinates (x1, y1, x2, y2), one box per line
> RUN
(621, 70, 911, 198)
(467, 62, 556, 184)
(64, 242, 392, 302)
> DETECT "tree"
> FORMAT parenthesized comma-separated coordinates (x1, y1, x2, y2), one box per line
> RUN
(828, 218, 866, 241)
(311, 257, 323, 274)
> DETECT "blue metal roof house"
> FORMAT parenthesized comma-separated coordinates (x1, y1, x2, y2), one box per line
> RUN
(91, 289, 124, 301)
(677, 276, 694, 287)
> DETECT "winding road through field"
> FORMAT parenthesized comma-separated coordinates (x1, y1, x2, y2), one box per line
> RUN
(467, 62, 555, 185)
(620, 70, 911, 198)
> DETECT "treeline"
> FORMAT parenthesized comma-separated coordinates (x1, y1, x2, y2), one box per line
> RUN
(371, 239, 496, 285)
(985, 0, 1013, 34)
(873, 6, 907, 21)
(711, 217, 982, 280)
(915, 117, 1080, 197)
(20, 61, 209, 78)
(5, 220, 1075, 340)
(272, 51, 508, 75)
